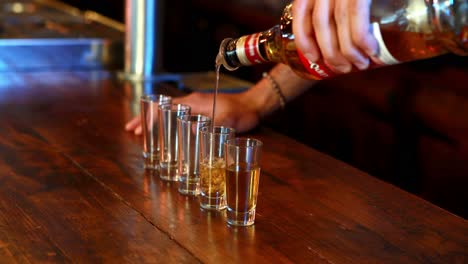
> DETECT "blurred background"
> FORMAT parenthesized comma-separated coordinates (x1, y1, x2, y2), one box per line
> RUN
(61, 0, 289, 80)
(30, 0, 468, 218)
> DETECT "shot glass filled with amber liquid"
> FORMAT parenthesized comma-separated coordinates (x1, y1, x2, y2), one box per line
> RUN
(224, 138, 262, 226)
(199, 126, 235, 210)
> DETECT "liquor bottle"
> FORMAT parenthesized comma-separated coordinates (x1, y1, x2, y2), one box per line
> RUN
(217, 1, 467, 80)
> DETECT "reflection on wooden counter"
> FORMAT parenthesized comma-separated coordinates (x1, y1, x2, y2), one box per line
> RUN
(0, 70, 465, 263)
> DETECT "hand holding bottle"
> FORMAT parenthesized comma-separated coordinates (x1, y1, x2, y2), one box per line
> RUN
(292, 0, 378, 74)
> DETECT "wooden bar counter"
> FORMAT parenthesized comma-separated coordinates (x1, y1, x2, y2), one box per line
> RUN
(0, 70, 466, 263)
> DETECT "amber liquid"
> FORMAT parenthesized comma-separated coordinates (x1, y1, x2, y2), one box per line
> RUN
(226, 163, 260, 212)
(200, 157, 226, 196)
(379, 30, 446, 61)
(272, 25, 456, 79)
(280, 29, 450, 80)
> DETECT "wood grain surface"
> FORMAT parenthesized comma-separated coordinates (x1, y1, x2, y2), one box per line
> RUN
(0, 71, 465, 263)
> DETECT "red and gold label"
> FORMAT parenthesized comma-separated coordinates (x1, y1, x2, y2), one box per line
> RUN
(297, 51, 336, 79)
(236, 33, 268, 65)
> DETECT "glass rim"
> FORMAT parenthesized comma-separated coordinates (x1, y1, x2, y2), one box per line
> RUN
(178, 114, 212, 123)
(159, 103, 191, 111)
(199, 125, 236, 135)
(140, 94, 172, 103)
(225, 137, 263, 148)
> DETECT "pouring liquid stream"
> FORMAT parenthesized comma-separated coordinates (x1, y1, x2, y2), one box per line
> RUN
(213, 55, 222, 135)
(208, 54, 222, 166)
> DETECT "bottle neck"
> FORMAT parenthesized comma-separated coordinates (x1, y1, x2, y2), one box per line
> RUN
(218, 31, 271, 71)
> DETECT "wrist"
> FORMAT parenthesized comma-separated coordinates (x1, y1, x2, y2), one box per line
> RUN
(241, 64, 318, 118)
(242, 74, 281, 118)
(263, 72, 286, 110)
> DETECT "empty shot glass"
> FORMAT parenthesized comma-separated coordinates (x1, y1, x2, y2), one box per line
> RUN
(199, 126, 235, 210)
(225, 138, 263, 226)
(141, 94, 172, 169)
(177, 115, 212, 195)
(158, 104, 191, 181)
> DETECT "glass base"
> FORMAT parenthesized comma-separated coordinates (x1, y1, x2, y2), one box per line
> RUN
(143, 152, 159, 170)
(200, 194, 227, 211)
(178, 178, 200, 196)
(159, 162, 179, 181)
(144, 159, 159, 170)
(226, 208, 256, 226)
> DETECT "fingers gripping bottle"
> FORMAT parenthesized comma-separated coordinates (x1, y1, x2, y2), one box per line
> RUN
(217, 1, 467, 80)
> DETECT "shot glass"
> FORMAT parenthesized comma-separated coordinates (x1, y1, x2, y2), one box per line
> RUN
(224, 138, 263, 226)
(158, 104, 191, 181)
(177, 115, 212, 195)
(199, 126, 235, 210)
(141, 94, 172, 169)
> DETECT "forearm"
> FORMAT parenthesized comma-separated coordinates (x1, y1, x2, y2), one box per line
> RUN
(242, 63, 318, 117)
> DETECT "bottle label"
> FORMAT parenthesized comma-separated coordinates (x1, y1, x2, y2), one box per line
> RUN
(297, 52, 336, 79)
(236, 33, 268, 66)
(298, 22, 399, 80)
